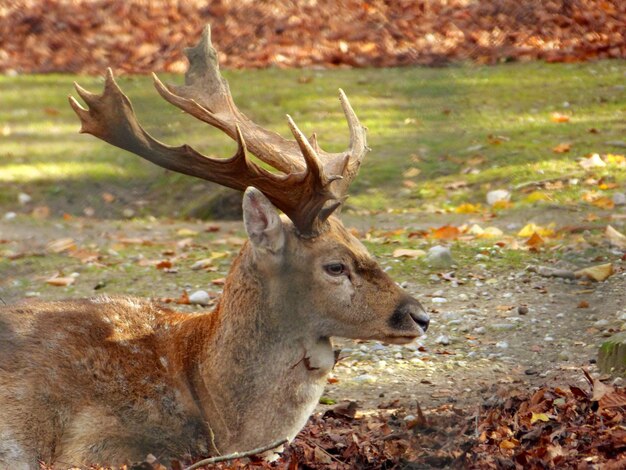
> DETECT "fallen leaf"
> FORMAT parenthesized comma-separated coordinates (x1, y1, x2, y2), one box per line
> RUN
(101, 192, 115, 203)
(31, 206, 50, 219)
(575, 263, 614, 282)
(191, 258, 214, 270)
(455, 203, 482, 214)
(605, 225, 626, 249)
(577, 300, 589, 308)
(552, 142, 571, 153)
(430, 225, 461, 240)
(403, 167, 421, 178)
(155, 260, 173, 270)
(499, 439, 519, 449)
(177, 228, 198, 237)
(579, 153, 606, 169)
(591, 197, 615, 209)
(550, 112, 570, 123)
(46, 276, 75, 287)
(530, 412, 551, 424)
(392, 248, 426, 259)
(46, 238, 76, 253)
(526, 232, 544, 248)
(518, 223, 555, 238)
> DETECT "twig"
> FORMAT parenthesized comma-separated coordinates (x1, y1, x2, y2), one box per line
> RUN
(185, 437, 288, 470)
(300, 436, 346, 466)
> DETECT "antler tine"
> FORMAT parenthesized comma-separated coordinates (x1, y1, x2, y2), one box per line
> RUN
(336, 88, 368, 183)
(69, 26, 371, 236)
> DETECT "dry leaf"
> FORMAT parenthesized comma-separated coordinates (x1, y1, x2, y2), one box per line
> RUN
(430, 225, 461, 240)
(177, 228, 198, 237)
(575, 263, 614, 282)
(530, 412, 550, 424)
(46, 276, 75, 287)
(550, 112, 570, 123)
(526, 232, 544, 248)
(101, 192, 115, 203)
(455, 203, 482, 214)
(31, 206, 50, 219)
(605, 225, 626, 249)
(591, 197, 615, 210)
(552, 142, 571, 153)
(46, 238, 76, 253)
(403, 167, 421, 178)
(392, 248, 426, 259)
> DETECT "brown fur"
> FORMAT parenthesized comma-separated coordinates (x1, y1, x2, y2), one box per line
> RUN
(0, 216, 425, 468)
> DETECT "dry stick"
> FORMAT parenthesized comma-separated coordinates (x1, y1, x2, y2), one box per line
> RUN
(185, 438, 288, 470)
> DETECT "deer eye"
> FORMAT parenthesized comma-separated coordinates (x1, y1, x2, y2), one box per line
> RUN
(324, 263, 347, 276)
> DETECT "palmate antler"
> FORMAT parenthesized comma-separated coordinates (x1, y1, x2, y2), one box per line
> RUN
(68, 25, 368, 236)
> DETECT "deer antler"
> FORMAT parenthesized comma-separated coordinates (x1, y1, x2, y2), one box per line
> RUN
(68, 25, 368, 236)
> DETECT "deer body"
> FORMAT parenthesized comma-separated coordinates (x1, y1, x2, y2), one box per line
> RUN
(1, 26, 429, 467)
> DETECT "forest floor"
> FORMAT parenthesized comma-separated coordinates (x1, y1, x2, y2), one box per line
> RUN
(1, 61, 625, 467)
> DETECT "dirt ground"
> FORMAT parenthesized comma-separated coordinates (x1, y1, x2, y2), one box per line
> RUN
(1, 206, 624, 422)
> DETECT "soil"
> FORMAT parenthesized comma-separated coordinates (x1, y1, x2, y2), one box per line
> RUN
(2, 207, 624, 423)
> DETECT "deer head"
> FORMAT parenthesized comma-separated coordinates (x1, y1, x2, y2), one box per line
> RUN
(68, 25, 430, 344)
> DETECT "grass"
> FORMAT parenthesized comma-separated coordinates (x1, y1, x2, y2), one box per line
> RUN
(1, 60, 625, 217)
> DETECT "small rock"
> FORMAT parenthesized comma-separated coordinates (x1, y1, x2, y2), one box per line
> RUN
(425, 245, 455, 268)
(432, 297, 448, 304)
(457, 293, 469, 301)
(18, 193, 32, 205)
(495, 341, 509, 349)
(122, 208, 135, 218)
(612, 192, 626, 206)
(492, 323, 515, 331)
(606, 140, 626, 148)
(486, 189, 511, 206)
(475, 254, 489, 261)
(403, 414, 416, 422)
(3, 212, 16, 220)
(435, 335, 451, 345)
(473, 326, 486, 334)
(429, 274, 440, 282)
(593, 319, 609, 328)
(558, 351, 570, 361)
(544, 336, 554, 342)
(466, 308, 481, 315)
(517, 305, 529, 315)
(188, 290, 211, 306)
(354, 374, 377, 384)
(370, 343, 386, 352)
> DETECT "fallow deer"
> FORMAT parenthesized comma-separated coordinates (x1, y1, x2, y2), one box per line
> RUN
(0, 26, 429, 469)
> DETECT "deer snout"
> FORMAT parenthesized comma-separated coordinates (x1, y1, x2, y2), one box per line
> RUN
(388, 297, 430, 335)
(408, 301, 430, 332)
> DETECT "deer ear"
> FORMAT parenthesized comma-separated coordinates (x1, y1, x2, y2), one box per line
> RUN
(243, 187, 285, 253)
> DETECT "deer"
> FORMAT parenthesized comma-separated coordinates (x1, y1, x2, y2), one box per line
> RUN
(0, 26, 430, 469)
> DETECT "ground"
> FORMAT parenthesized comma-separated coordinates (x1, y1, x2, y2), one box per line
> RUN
(1, 205, 624, 414)
(1, 60, 625, 467)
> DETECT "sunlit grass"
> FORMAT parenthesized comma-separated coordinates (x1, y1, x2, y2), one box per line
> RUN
(0, 60, 624, 216)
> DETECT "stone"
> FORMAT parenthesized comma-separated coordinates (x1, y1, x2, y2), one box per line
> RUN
(496, 341, 509, 349)
(613, 192, 626, 206)
(486, 189, 511, 206)
(18, 193, 32, 205)
(598, 331, 626, 376)
(425, 245, 455, 268)
(594, 319, 610, 329)
(435, 335, 451, 345)
(188, 290, 211, 306)
(354, 374, 377, 383)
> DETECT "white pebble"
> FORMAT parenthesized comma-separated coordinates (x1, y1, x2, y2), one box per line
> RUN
(435, 335, 450, 345)
(189, 290, 211, 306)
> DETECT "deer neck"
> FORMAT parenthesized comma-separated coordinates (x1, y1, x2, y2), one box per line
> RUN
(170, 245, 334, 453)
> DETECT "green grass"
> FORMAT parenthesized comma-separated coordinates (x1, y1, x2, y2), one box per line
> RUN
(1, 61, 625, 216)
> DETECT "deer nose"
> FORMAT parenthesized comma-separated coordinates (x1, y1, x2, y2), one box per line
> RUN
(404, 299, 430, 332)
